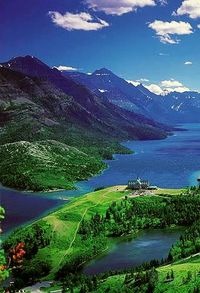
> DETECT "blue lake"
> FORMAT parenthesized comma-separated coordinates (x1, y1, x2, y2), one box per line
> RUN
(0, 188, 64, 234)
(83, 228, 183, 275)
(1, 123, 200, 232)
(46, 123, 200, 198)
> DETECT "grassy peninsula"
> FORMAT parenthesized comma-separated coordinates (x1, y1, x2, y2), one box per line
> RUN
(0, 140, 107, 191)
(3, 186, 200, 292)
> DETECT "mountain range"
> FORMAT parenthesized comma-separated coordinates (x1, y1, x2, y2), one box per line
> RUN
(64, 68, 200, 124)
(0, 56, 171, 143)
(0, 55, 172, 191)
(2, 55, 199, 190)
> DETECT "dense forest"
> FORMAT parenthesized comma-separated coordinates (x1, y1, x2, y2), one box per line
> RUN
(2, 187, 200, 292)
(0, 207, 9, 285)
(79, 189, 200, 237)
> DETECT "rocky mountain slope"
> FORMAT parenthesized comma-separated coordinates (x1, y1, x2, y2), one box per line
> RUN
(0, 65, 168, 144)
(0, 58, 171, 190)
(65, 68, 200, 124)
(0, 140, 105, 191)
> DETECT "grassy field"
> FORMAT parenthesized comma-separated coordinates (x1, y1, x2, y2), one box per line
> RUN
(38, 185, 185, 273)
(4, 186, 129, 281)
(6, 185, 197, 291)
(42, 254, 200, 292)
(154, 188, 185, 195)
(155, 254, 200, 293)
(81, 255, 200, 293)
(43, 185, 129, 276)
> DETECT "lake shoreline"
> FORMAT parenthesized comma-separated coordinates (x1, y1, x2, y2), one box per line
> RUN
(0, 125, 184, 194)
(2, 123, 200, 234)
(82, 226, 185, 276)
(3, 185, 190, 287)
(2, 132, 179, 194)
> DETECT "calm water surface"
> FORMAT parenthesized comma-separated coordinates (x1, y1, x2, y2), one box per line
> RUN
(0, 188, 64, 233)
(83, 228, 183, 275)
(1, 123, 200, 232)
(45, 123, 200, 198)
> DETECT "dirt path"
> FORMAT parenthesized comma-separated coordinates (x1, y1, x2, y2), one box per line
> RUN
(176, 252, 200, 263)
(54, 186, 124, 271)
(162, 252, 200, 269)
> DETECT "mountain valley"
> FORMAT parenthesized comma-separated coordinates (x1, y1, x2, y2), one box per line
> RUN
(0, 56, 171, 191)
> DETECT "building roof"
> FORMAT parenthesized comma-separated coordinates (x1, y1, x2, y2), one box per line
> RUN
(128, 178, 149, 184)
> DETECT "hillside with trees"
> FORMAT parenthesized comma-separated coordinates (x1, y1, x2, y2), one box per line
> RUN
(2, 186, 200, 291)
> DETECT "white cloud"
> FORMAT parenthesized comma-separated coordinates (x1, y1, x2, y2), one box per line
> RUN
(198, 24, 200, 29)
(161, 79, 183, 87)
(144, 84, 164, 95)
(173, 0, 200, 19)
(126, 80, 140, 86)
(148, 20, 193, 44)
(161, 79, 190, 93)
(85, 0, 156, 15)
(165, 86, 190, 93)
(127, 78, 149, 86)
(144, 79, 191, 95)
(159, 35, 180, 44)
(127, 77, 190, 95)
(49, 11, 109, 31)
(167, 35, 182, 44)
(54, 65, 78, 71)
(184, 61, 192, 65)
(137, 78, 149, 82)
(158, 0, 168, 6)
(159, 52, 169, 56)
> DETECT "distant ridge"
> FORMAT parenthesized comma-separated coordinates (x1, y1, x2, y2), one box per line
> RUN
(64, 66, 200, 123)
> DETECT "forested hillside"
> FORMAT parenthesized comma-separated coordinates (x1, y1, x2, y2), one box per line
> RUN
(3, 186, 200, 291)
(0, 60, 170, 191)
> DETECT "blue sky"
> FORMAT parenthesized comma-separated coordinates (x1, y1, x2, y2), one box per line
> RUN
(1, 0, 200, 93)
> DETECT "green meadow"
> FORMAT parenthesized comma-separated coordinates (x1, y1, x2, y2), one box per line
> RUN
(3, 186, 200, 292)
(3, 186, 129, 281)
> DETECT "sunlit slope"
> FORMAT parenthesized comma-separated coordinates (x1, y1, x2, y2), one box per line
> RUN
(3, 186, 127, 279)
(89, 255, 200, 293)
(0, 140, 105, 191)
